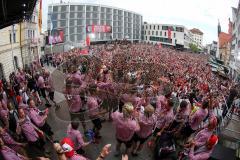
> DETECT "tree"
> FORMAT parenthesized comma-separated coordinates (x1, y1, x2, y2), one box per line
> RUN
(189, 43, 200, 53)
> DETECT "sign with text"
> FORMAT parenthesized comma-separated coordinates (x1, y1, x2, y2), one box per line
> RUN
(86, 25, 112, 33)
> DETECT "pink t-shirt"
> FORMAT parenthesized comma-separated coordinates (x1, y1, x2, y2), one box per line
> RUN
(87, 96, 99, 118)
(136, 113, 157, 138)
(67, 124, 85, 150)
(111, 111, 140, 141)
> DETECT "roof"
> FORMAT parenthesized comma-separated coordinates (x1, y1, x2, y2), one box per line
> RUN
(219, 32, 231, 48)
(50, 3, 142, 16)
(0, 0, 37, 29)
(190, 28, 204, 35)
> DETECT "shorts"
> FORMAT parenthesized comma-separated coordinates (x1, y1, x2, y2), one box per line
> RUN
(92, 118, 102, 130)
(70, 109, 85, 122)
(117, 138, 133, 148)
(48, 91, 54, 101)
(181, 122, 195, 138)
(132, 133, 150, 144)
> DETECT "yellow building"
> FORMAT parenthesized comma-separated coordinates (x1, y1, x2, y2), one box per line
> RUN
(0, 6, 40, 80)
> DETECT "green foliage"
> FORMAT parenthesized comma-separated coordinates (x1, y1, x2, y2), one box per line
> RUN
(189, 43, 200, 53)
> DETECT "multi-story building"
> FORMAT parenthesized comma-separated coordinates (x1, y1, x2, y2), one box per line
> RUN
(205, 41, 217, 56)
(229, 5, 240, 81)
(143, 23, 197, 49)
(0, 4, 40, 79)
(47, 3, 142, 47)
(190, 28, 203, 47)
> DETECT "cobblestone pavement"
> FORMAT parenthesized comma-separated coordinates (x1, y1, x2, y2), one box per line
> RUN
(45, 66, 155, 160)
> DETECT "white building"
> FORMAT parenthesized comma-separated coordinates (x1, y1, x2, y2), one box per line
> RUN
(230, 5, 240, 82)
(205, 41, 217, 56)
(47, 3, 142, 45)
(190, 28, 203, 47)
(143, 23, 197, 49)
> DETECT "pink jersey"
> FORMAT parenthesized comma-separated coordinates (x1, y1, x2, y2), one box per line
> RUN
(87, 96, 99, 118)
(194, 128, 213, 147)
(189, 108, 208, 130)
(67, 124, 85, 150)
(136, 113, 157, 138)
(111, 111, 140, 141)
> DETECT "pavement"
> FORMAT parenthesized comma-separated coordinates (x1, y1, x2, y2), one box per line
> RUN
(45, 66, 155, 160)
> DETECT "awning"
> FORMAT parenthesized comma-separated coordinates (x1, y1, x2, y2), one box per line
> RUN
(0, 0, 37, 29)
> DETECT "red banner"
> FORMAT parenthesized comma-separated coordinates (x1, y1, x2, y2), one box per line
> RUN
(80, 49, 89, 55)
(86, 25, 112, 33)
(168, 28, 171, 39)
(86, 35, 90, 46)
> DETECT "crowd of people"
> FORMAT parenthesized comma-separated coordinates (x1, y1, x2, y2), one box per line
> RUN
(0, 42, 239, 160)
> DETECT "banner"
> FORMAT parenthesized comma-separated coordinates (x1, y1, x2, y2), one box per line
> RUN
(168, 27, 172, 39)
(86, 35, 90, 46)
(38, 0, 42, 33)
(86, 25, 112, 33)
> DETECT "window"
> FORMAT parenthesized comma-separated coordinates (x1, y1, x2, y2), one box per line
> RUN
(145, 31, 146, 35)
(154, 25, 155, 30)
(150, 25, 151, 30)
(174, 33, 176, 38)
(152, 31, 154, 35)
(164, 32, 166, 37)
(160, 31, 162, 36)
(9, 33, 12, 43)
(158, 25, 160, 30)
(156, 31, 158, 35)
(148, 31, 150, 35)
(162, 26, 168, 30)
(14, 56, 19, 69)
(33, 30, 35, 38)
(61, 6, 67, 12)
(176, 27, 184, 32)
(146, 25, 148, 30)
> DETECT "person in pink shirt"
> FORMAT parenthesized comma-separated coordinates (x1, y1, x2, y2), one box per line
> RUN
(65, 84, 87, 133)
(0, 138, 28, 160)
(86, 88, 103, 139)
(111, 102, 140, 156)
(153, 99, 174, 137)
(187, 135, 218, 160)
(183, 100, 209, 138)
(16, 108, 42, 143)
(0, 101, 9, 129)
(71, 67, 82, 88)
(27, 99, 53, 137)
(0, 126, 27, 155)
(37, 74, 46, 100)
(44, 71, 58, 107)
(132, 104, 157, 156)
(67, 121, 90, 154)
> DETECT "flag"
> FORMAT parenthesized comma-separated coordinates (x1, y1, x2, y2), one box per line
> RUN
(86, 35, 90, 46)
(38, 0, 42, 33)
(168, 27, 172, 39)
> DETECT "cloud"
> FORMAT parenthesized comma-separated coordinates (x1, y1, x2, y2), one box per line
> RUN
(42, 0, 239, 44)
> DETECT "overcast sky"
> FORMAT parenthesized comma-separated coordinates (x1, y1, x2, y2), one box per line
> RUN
(42, 0, 239, 45)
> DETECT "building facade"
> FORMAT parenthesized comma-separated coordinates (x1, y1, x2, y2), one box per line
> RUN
(142, 23, 197, 49)
(0, 4, 40, 80)
(47, 3, 142, 45)
(190, 28, 203, 47)
(229, 5, 240, 82)
(205, 41, 217, 56)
